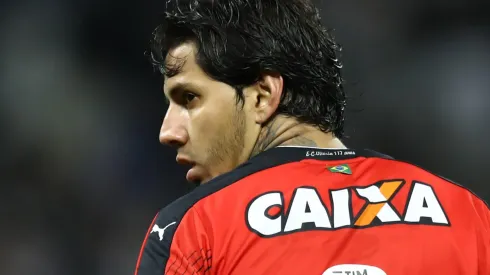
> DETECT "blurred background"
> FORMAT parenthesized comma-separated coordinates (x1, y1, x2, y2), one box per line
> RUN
(1, 0, 489, 274)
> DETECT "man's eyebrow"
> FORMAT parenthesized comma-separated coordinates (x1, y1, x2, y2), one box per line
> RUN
(164, 82, 197, 104)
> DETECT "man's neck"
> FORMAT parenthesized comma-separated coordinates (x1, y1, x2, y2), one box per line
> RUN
(249, 116, 346, 159)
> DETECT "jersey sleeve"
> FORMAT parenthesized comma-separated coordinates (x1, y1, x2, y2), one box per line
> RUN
(134, 206, 212, 275)
(473, 196, 490, 275)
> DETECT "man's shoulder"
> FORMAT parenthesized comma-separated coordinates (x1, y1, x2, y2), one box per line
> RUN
(163, 147, 488, 212)
(162, 147, 488, 215)
(156, 155, 281, 223)
(158, 147, 320, 216)
(370, 156, 489, 210)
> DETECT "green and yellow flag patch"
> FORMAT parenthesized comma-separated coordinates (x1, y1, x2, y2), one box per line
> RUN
(327, 164, 352, 175)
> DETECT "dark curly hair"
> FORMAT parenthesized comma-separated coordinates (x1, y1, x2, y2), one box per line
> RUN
(148, 0, 346, 138)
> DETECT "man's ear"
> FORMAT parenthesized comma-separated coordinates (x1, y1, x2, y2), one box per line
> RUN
(252, 72, 283, 124)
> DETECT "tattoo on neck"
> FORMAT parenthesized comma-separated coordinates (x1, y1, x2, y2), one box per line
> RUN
(249, 122, 318, 159)
(281, 136, 317, 147)
(250, 122, 277, 158)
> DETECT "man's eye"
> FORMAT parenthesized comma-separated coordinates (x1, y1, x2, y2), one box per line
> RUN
(183, 92, 196, 104)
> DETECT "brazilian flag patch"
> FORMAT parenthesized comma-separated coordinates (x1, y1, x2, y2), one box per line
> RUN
(327, 164, 352, 175)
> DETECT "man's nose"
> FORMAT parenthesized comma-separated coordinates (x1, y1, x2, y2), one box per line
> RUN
(159, 107, 188, 148)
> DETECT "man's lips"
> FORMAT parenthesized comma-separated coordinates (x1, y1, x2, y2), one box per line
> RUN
(176, 155, 195, 166)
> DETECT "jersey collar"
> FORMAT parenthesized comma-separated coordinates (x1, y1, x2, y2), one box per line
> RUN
(248, 146, 392, 167)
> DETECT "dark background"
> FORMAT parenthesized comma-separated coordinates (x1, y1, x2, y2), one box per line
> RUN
(1, 0, 489, 274)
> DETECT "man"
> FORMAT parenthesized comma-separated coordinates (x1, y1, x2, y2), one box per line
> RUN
(134, 0, 490, 274)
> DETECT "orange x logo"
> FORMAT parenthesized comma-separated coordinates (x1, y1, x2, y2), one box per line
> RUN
(354, 180, 404, 226)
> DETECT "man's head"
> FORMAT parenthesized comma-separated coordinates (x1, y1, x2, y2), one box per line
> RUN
(150, 0, 346, 184)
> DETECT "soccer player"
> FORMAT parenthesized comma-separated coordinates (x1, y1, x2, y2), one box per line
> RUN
(134, 0, 490, 274)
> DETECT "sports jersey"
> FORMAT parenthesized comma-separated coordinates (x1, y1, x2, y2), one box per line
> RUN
(134, 147, 490, 275)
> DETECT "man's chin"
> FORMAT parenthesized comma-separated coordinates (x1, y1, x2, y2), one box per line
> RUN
(186, 166, 211, 185)
(185, 166, 199, 182)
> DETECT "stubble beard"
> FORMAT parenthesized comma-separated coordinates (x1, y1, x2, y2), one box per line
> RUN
(206, 106, 246, 175)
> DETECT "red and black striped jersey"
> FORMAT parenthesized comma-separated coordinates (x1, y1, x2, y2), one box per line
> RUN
(134, 147, 490, 275)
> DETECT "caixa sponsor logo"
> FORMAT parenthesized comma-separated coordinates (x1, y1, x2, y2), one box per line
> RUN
(323, 264, 386, 275)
